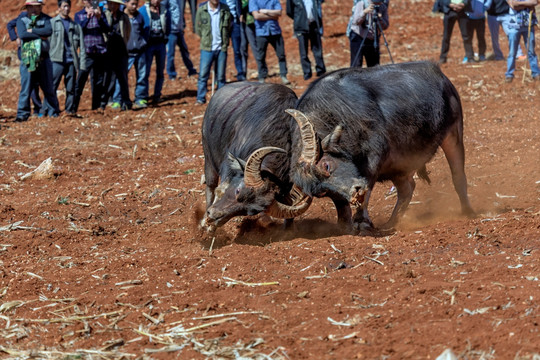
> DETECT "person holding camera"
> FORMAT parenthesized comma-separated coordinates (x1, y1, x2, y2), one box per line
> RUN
(346, 0, 389, 68)
(73, 0, 111, 113)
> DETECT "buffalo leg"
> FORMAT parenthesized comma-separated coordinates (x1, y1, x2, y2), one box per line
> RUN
(352, 189, 375, 234)
(204, 168, 219, 210)
(332, 197, 353, 230)
(440, 124, 475, 217)
(382, 174, 415, 230)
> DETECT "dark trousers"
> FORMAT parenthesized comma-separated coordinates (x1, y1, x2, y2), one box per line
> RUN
(74, 53, 107, 111)
(439, 10, 474, 61)
(230, 21, 248, 80)
(17, 57, 60, 119)
(254, 33, 288, 80)
(184, 0, 197, 32)
(350, 32, 380, 67)
(467, 17, 486, 57)
(296, 22, 326, 78)
(52, 61, 77, 113)
(104, 50, 131, 108)
(166, 31, 197, 79)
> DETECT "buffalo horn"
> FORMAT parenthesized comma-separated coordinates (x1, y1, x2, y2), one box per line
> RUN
(266, 185, 313, 219)
(321, 125, 343, 151)
(244, 147, 287, 188)
(285, 109, 319, 164)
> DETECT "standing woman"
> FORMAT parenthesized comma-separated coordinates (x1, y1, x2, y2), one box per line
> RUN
(346, 0, 389, 68)
(140, 0, 169, 105)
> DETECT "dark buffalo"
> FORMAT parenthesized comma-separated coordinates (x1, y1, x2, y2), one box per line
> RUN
(201, 82, 311, 232)
(287, 61, 475, 233)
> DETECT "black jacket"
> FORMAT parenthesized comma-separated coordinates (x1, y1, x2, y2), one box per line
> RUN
(286, 0, 323, 33)
(486, 0, 509, 16)
(432, 0, 472, 14)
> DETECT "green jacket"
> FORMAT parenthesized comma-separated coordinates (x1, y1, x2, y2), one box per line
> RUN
(195, 2, 232, 52)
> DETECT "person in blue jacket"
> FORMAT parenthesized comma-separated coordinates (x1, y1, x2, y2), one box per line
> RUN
(16, 0, 60, 122)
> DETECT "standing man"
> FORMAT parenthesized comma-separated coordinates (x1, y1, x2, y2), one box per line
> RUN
(347, 0, 389, 68)
(112, 0, 148, 109)
(166, 0, 197, 80)
(140, 0, 169, 105)
(73, 0, 111, 113)
(104, 0, 133, 110)
(8, 11, 42, 117)
(249, 0, 290, 84)
(226, 0, 247, 81)
(16, 0, 60, 122)
(433, 0, 474, 64)
(501, 0, 540, 82)
(50, 0, 86, 116)
(195, 0, 232, 104)
(286, 0, 326, 80)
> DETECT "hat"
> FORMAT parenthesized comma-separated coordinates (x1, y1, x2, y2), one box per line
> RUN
(107, 0, 125, 3)
(24, 0, 43, 5)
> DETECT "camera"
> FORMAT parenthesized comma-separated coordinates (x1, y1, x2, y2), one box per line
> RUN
(91, 0, 99, 9)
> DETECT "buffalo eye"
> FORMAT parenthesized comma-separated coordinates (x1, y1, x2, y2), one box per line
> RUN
(320, 161, 332, 175)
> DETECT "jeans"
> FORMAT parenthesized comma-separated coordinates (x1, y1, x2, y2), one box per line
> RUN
(74, 53, 107, 111)
(350, 32, 379, 67)
(52, 61, 77, 113)
(166, 31, 197, 79)
(296, 22, 326, 78)
(254, 34, 288, 80)
(487, 14, 505, 60)
(439, 10, 474, 61)
(17, 57, 60, 119)
(144, 42, 167, 100)
(114, 52, 147, 104)
(196, 50, 227, 103)
(230, 21, 247, 80)
(502, 20, 540, 78)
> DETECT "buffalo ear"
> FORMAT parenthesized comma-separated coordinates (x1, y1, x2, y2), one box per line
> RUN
(227, 152, 246, 172)
(321, 125, 343, 151)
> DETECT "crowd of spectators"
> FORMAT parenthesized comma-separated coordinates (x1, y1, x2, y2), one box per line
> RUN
(6, 0, 538, 121)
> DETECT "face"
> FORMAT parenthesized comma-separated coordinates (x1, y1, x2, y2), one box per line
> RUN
(126, 0, 138, 12)
(209, 0, 219, 8)
(26, 4, 42, 17)
(107, 1, 120, 12)
(58, 2, 71, 17)
(150, 0, 160, 6)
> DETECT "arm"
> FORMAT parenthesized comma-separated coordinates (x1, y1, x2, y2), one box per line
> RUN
(252, 9, 281, 20)
(31, 16, 53, 38)
(16, 18, 40, 41)
(7, 16, 21, 41)
(508, 0, 538, 10)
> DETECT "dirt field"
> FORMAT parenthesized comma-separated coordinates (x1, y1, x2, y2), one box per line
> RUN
(0, 0, 539, 358)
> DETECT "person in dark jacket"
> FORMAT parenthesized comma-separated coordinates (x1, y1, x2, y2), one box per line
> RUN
(226, 0, 247, 81)
(112, 0, 148, 109)
(50, 0, 86, 116)
(16, 0, 60, 122)
(104, 0, 133, 110)
(286, 0, 326, 80)
(433, 0, 474, 64)
(73, 0, 111, 112)
(8, 11, 42, 117)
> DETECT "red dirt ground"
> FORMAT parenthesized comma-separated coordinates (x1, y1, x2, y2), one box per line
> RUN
(0, 0, 539, 359)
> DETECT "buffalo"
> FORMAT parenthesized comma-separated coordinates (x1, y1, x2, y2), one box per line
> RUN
(201, 82, 311, 232)
(287, 61, 475, 233)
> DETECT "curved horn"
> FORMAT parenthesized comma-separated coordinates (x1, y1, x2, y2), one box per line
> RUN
(244, 147, 287, 188)
(321, 125, 343, 151)
(265, 185, 313, 219)
(285, 109, 319, 165)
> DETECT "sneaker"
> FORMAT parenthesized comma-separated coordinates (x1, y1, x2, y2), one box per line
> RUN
(133, 99, 148, 109)
(303, 73, 313, 80)
(110, 102, 121, 110)
(478, 55, 486, 61)
(281, 75, 291, 85)
(438, 58, 447, 65)
(188, 70, 198, 77)
(505, 77, 513, 83)
(195, 99, 206, 105)
(462, 57, 475, 64)
(15, 117, 28, 122)
(258, 78, 266, 83)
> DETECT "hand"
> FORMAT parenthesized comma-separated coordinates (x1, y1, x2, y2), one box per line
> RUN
(16, 38, 21, 47)
(364, 3, 375, 14)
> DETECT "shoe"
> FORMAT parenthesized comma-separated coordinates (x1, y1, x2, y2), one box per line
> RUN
(188, 70, 198, 77)
(15, 117, 28, 122)
(66, 112, 83, 118)
(195, 99, 205, 105)
(438, 58, 447, 65)
(316, 71, 326, 77)
(110, 102, 121, 110)
(133, 99, 148, 109)
(517, 55, 527, 61)
(303, 73, 312, 81)
(169, 76, 177, 81)
(237, 75, 247, 81)
(281, 76, 291, 85)
(532, 76, 539, 81)
(462, 57, 475, 64)
(478, 55, 486, 62)
(505, 77, 513, 83)
(152, 96, 161, 105)
(258, 78, 266, 83)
